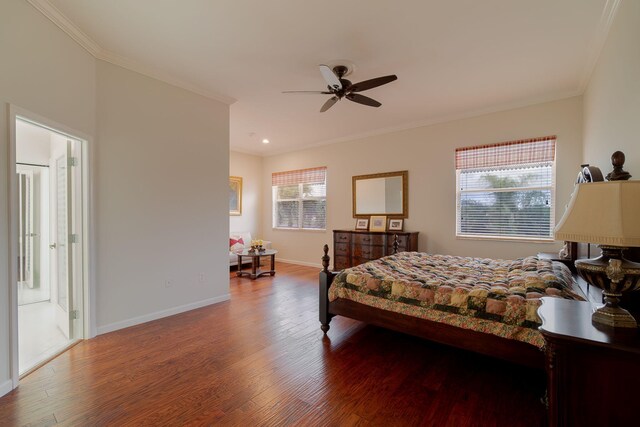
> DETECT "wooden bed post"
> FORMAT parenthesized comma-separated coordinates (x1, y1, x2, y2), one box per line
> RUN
(392, 234, 399, 254)
(319, 244, 336, 333)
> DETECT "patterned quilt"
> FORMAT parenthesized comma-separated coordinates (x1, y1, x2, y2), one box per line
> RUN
(328, 252, 583, 348)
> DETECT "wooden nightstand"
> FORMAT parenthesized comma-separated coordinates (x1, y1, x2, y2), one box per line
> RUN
(537, 252, 576, 273)
(538, 297, 640, 427)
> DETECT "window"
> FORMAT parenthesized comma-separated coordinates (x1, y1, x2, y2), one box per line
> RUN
(455, 136, 556, 241)
(272, 167, 327, 230)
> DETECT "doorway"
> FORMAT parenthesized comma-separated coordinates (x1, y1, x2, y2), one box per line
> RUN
(14, 117, 86, 376)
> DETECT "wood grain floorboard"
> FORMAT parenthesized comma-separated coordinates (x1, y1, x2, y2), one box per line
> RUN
(0, 262, 547, 426)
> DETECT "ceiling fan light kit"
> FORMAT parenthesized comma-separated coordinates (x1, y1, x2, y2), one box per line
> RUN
(284, 64, 397, 112)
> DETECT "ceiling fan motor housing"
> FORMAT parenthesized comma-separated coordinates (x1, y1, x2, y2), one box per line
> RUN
(333, 65, 350, 78)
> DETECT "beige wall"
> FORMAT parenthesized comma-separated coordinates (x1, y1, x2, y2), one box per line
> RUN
(262, 97, 583, 266)
(0, 0, 96, 393)
(96, 61, 230, 332)
(583, 0, 640, 175)
(0, 0, 231, 394)
(230, 151, 262, 238)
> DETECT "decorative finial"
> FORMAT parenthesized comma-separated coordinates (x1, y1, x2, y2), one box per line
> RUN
(606, 151, 631, 181)
(392, 234, 399, 254)
(322, 244, 330, 272)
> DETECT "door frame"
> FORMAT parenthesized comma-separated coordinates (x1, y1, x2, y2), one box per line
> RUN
(8, 104, 96, 389)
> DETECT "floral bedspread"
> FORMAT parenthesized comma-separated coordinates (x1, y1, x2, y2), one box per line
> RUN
(329, 252, 583, 348)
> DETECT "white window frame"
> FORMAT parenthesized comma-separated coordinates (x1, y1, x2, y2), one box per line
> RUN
(455, 159, 556, 243)
(272, 182, 326, 231)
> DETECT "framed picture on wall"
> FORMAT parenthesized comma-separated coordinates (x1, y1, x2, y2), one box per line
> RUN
(229, 176, 242, 215)
(388, 219, 403, 231)
(355, 218, 369, 230)
(369, 215, 387, 232)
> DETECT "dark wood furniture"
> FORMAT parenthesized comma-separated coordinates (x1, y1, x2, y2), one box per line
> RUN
(537, 252, 576, 273)
(332, 230, 419, 270)
(539, 297, 640, 427)
(319, 246, 544, 368)
(236, 249, 277, 279)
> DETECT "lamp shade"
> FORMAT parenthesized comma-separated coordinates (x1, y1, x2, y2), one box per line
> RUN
(554, 181, 640, 247)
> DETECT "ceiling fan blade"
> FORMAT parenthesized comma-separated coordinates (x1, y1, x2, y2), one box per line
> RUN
(350, 75, 397, 92)
(346, 93, 381, 108)
(282, 90, 333, 94)
(320, 96, 339, 112)
(319, 64, 342, 91)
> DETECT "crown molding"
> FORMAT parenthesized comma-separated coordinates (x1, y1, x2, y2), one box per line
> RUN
(578, 0, 623, 92)
(27, 0, 101, 56)
(95, 50, 236, 104)
(26, 0, 236, 105)
(261, 90, 582, 157)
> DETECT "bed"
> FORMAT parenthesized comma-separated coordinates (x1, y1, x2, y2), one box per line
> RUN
(319, 245, 584, 369)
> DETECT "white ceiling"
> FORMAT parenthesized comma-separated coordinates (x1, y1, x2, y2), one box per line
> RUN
(40, 0, 612, 155)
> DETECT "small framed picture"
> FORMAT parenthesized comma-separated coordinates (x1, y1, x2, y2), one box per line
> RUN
(355, 218, 369, 230)
(388, 219, 404, 231)
(369, 215, 387, 232)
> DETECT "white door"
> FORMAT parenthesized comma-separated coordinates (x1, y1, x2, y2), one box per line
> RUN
(50, 141, 74, 339)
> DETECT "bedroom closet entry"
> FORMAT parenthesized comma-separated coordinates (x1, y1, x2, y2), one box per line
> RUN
(15, 117, 85, 376)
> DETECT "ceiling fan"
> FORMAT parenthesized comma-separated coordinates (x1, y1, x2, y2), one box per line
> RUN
(283, 64, 398, 112)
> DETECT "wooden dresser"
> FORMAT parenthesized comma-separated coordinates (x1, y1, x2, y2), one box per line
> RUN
(332, 230, 419, 270)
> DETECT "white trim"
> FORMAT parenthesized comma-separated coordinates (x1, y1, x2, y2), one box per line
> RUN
(0, 380, 13, 398)
(26, 0, 101, 56)
(25, 0, 236, 106)
(96, 295, 231, 335)
(578, 0, 623, 91)
(277, 258, 323, 268)
(7, 107, 19, 390)
(8, 104, 96, 390)
(95, 52, 236, 105)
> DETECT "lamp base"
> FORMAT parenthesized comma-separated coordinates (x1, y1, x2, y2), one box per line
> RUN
(592, 303, 638, 328)
(575, 246, 640, 329)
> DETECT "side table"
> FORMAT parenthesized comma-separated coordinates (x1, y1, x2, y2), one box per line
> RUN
(236, 249, 277, 280)
(538, 297, 640, 427)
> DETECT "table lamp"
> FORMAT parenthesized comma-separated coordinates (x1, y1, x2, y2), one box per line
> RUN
(555, 181, 640, 328)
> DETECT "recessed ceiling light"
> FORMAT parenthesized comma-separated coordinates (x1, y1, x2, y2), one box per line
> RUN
(262, 139, 270, 144)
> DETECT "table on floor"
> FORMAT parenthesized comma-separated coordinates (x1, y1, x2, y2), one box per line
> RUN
(236, 249, 277, 279)
(538, 297, 640, 427)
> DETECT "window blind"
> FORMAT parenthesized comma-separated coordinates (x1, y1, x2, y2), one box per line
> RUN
(272, 167, 327, 186)
(455, 137, 556, 240)
(272, 167, 327, 230)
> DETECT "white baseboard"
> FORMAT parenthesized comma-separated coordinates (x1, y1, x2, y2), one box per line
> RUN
(277, 258, 322, 268)
(0, 379, 13, 398)
(96, 294, 230, 335)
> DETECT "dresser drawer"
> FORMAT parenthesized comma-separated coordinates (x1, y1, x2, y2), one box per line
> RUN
(354, 233, 384, 246)
(334, 232, 351, 244)
(387, 234, 409, 252)
(334, 242, 350, 256)
(353, 245, 384, 259)
(333, 255, 350, 271)
(332, 230, 419, 269)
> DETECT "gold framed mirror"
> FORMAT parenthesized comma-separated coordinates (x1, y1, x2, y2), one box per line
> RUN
(352, 170, 408, 218)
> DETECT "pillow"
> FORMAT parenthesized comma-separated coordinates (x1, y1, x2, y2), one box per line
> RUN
(229, 236, 245, 252)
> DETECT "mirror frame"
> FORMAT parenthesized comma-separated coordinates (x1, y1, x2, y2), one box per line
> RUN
(352, 170, 408, 219)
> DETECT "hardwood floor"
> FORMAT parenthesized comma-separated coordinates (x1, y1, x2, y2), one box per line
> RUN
(0, 262, 547, 426)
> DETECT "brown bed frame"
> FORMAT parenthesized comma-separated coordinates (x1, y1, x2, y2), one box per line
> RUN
(319, 244, 545, 369)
